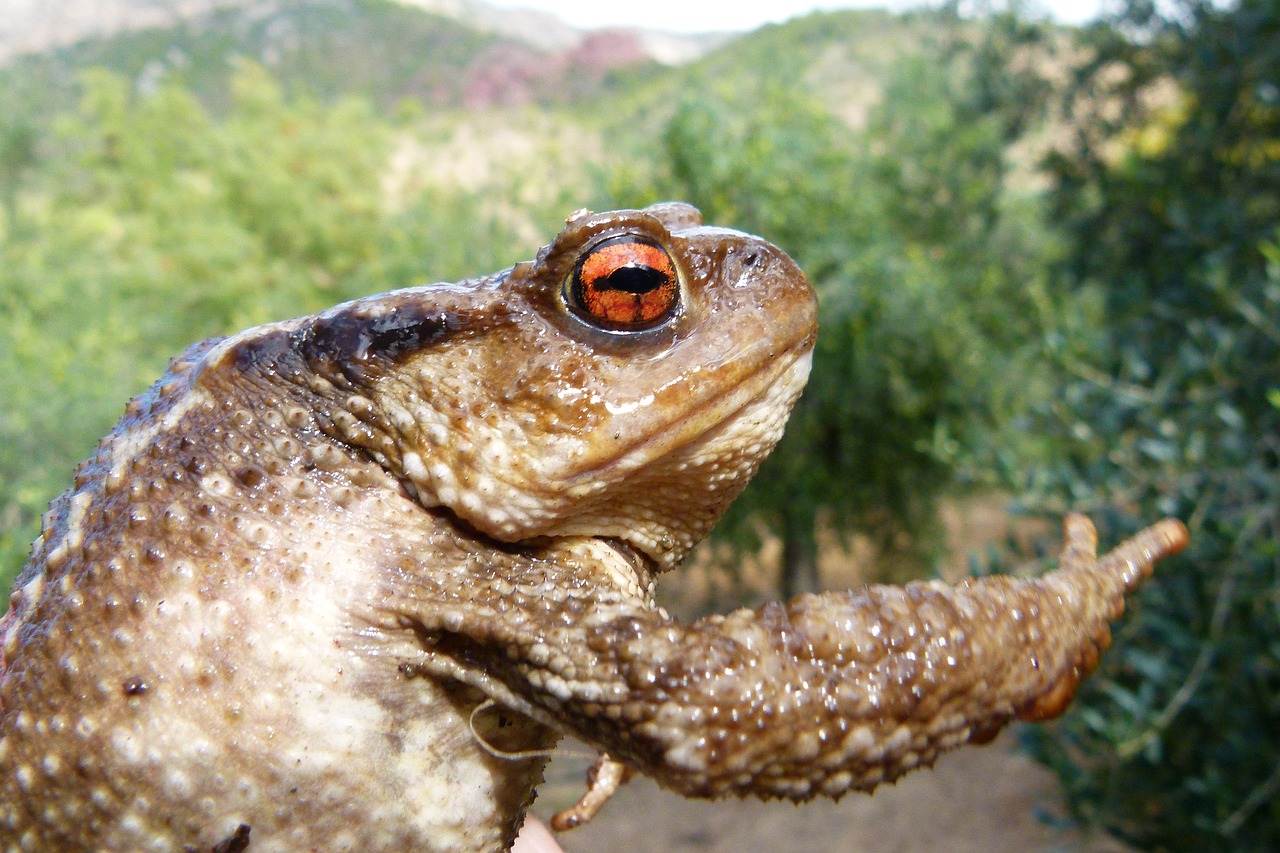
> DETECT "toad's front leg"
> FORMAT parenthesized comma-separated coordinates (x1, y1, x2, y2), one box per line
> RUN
(398, 515, 1186, 812)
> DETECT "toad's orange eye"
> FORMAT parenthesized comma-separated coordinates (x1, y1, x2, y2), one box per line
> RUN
(565, 236, 680, 331)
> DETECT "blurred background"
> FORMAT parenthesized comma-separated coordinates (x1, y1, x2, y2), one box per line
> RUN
(1, 0, 1276, 850)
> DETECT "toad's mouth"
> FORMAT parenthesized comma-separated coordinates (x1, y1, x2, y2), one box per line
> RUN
(555, 341, 816, 572)
(565, 335, 816, 489)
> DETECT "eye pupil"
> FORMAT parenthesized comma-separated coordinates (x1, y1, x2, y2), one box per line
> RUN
(567, 236, 680, 331)
(597, 265, 666, 295)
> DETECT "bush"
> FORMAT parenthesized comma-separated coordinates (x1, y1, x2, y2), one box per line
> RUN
(1016, 1, 1280, 848)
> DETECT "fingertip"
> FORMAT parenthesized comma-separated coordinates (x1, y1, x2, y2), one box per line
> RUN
(513, 815, 565, 853)
(1152, 518, 1191, 557)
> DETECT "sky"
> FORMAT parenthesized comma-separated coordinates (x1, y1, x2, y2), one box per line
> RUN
(481, 0, 1111, 32)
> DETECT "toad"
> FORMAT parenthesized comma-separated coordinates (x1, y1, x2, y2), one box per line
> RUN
(0, 203, 1187, 852)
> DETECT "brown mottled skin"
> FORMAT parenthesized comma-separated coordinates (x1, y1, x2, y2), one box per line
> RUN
(0, 203, 1187, 852)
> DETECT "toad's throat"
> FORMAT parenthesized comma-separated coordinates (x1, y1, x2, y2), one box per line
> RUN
(569, 341, 815, 486)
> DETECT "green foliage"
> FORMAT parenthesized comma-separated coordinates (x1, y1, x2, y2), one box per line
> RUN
(0, 64, 529, 600)
(1012, 0, 1280, 848)
(596, 16, 1062, 590)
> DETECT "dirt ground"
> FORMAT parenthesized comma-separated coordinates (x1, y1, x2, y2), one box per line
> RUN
(535, 732, 1131, 853)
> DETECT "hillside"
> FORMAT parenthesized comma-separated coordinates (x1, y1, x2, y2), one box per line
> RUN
(0, 0, 948, 123)
(0, 0, 728, 115)
(0, 0, 723, 64)
(1, 0, 259, 63)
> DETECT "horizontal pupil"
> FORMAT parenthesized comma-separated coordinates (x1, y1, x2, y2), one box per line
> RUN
(595, 265, 667, 295)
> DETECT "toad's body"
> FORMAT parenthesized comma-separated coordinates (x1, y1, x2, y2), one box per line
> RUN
(0, 205, 1185, 852)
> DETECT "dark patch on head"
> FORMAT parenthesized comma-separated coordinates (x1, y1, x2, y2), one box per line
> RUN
(292, 302, 460, 386)
(355, 310, 455, 361)
(308, 304, 457, 364)
(211, 824, 251, 853)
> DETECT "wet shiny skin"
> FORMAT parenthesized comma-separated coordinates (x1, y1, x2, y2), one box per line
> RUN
(0, 204, 1186, 852)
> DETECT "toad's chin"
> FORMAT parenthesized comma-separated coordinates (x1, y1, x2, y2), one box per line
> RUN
(596, 345, 815, 571)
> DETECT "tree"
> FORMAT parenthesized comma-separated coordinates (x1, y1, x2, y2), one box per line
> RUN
(1016, 1, 1280, 848)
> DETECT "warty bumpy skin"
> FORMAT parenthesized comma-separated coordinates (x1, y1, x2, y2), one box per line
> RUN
(383, 514, 1188, 805)
(0, 203, 1188, 852)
